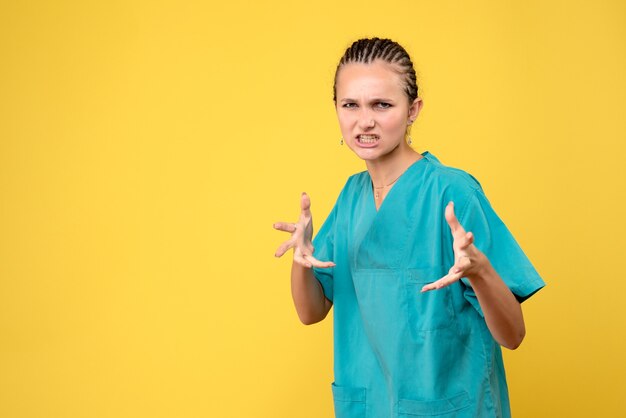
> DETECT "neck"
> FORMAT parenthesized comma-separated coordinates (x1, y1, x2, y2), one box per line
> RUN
(366, 145, 422, 186)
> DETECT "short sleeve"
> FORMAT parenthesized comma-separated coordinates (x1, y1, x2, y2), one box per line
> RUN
(311, 202, 337, 303)
(458, 189, 545, 316)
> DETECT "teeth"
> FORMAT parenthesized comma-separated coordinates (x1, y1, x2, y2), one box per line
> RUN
(358, 135, 379, 144)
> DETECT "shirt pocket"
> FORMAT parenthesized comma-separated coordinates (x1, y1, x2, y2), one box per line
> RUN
(398, 391, 471, 417)
(331, 382, 367, 418)
(405, 266, 456, 333)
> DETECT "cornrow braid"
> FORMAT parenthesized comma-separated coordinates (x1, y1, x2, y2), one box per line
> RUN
(333, 38, 418, 104)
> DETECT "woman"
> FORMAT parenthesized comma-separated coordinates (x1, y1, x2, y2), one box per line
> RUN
(274, 38, 544, 418)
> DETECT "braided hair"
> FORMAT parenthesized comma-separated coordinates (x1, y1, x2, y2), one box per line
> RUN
(333, 38, 418, 104)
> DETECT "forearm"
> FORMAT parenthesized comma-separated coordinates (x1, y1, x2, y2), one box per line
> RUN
(467, 254, 525, 350)
(291, 262, 332, 325)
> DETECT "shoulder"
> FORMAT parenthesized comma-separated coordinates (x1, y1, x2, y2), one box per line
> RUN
(421, 152, 483, 193)
(347, 170, 370, 186)
(336, 170, 370, 198)
(418, 152, 490, 215)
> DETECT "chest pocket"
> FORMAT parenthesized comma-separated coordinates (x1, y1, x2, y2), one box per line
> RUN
(405, 266, 456, 334)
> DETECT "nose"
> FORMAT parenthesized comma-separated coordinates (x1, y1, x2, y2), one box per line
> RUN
(357, 109, 376, 130)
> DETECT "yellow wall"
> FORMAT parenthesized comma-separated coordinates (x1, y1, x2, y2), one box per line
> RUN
(1, 1, 624, 416)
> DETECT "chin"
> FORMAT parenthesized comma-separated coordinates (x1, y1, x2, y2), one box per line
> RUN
(351, 149, 381, 161)
(351, 145, 399, 162)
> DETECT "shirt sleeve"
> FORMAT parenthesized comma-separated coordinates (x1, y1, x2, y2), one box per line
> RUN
(458, 188, 546, 316)
(311, 202, 337, 303)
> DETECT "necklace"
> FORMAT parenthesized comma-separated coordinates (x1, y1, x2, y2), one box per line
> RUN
(373, 173, 403, 200)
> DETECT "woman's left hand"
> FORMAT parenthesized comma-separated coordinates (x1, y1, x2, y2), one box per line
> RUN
(421, 201, 485, 292)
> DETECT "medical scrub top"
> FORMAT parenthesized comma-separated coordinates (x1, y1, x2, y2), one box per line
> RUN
(312, 152, 545, 418)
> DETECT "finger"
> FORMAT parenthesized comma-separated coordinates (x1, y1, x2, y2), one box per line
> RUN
(273, 222, 297, 233)
(274, 239, 294, 257)
(458, 231, 474, 250)
(445, 201, 466, 237)
(421, 271, 463, 292)
(304, 254, 336, 269)
(300, 192, 312, 217)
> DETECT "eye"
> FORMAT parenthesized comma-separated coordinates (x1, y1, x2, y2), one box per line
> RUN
(375, 102, 392, 109)
(342, 102, 357, 109)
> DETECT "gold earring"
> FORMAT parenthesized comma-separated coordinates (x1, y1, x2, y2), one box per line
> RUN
(407, 135, 413, 145)
(340, 138, 344, 145)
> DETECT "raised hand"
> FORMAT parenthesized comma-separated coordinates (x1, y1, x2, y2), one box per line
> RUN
(273, 193, 335, 269)
(421, 201, 485, 292)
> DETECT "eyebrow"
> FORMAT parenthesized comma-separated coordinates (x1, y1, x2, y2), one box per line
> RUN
(339, 97, 395, 102)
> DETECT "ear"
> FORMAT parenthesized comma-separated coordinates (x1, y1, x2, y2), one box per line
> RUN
(408, 97, 423, 123)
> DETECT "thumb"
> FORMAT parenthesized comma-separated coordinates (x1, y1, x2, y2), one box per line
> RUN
(445, 201, 465, 236)
(301, 192, 311, 216)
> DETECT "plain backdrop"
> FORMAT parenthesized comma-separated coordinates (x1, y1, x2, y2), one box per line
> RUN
(1, 0, 625, 417)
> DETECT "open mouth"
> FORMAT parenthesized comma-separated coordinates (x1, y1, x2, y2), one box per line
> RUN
(357, 134, 379, 144)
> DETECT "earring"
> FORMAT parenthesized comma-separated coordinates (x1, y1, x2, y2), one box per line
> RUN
(340, 138, 344, 145)
(407, 135, 413, 146)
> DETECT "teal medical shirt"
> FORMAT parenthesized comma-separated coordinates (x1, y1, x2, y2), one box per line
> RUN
(312, 152, 545, 418)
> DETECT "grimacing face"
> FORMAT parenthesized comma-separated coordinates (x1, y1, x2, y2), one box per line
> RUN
(335, 60, 421, 163)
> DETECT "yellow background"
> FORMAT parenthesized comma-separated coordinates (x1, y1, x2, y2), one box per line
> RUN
(1, 0, 625, 416)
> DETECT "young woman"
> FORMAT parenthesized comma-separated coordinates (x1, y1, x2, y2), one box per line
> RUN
(274, 38, 544, 418)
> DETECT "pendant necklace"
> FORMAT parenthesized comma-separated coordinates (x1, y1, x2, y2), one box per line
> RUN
(373, 173, 403, 200)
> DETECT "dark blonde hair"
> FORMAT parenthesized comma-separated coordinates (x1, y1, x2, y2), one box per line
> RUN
(333, 37, 419, 104)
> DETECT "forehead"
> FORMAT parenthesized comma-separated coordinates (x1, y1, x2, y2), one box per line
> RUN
(335, 60, 405, 98)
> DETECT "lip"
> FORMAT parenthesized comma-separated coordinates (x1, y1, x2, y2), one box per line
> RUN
(355, 134, 380, 148)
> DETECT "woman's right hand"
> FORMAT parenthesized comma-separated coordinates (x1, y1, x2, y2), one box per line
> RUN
(273, 193, 335, 269)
